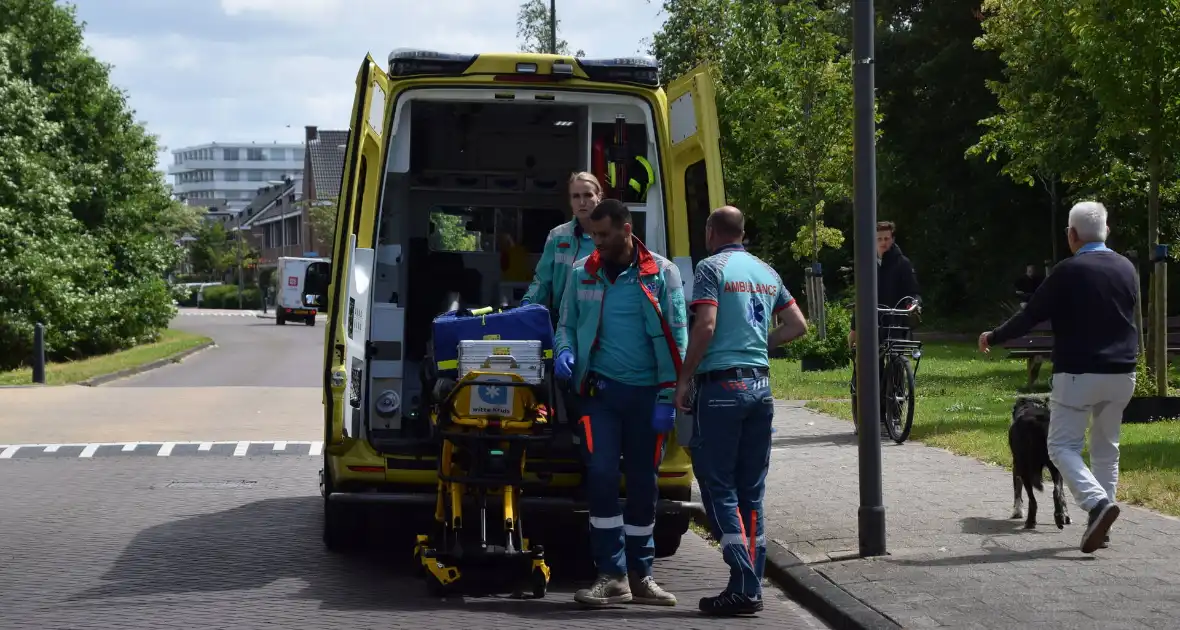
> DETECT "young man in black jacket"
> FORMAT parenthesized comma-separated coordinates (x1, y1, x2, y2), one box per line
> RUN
(979, 201, 1138, 554)
(847, 221, 922, 347)
(848, 221, 922, 434)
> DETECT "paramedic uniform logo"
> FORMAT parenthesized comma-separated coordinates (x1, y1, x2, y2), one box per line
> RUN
(746, 297, 766, 327)
(470, 380, 514, 416)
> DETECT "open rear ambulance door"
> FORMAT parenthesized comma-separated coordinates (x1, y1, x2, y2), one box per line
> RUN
(664, 63, 726, 445)
(324, 55, 389, 446)
(665, 63, 727, 301)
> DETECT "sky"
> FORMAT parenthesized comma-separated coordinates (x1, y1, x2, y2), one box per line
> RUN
(68, 0, 669, 178)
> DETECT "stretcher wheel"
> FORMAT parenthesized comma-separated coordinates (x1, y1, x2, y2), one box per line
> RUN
(531, 568, 548, 599)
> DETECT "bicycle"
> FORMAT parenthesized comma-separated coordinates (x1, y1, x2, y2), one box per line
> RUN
(849, 296, 924, 444)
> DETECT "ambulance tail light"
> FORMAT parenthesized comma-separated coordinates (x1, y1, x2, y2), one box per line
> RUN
(576, 56, 660, 87)
(387, 48, 477, 77)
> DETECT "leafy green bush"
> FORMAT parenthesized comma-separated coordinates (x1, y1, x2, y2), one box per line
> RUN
(197, 285, 261, 309)
(0, 3, 197, 370)
(781, 300, 854, 369)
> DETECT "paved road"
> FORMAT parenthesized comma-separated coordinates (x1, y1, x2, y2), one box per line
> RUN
(0, 451, 829, 629)
(111, 309, 325, 388)
(765, 402, 1180, 629)
(0, 312, 324, 444)
(0, 312, 830, 629)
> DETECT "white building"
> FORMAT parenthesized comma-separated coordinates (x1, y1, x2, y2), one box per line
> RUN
(167, 141, 306, 210)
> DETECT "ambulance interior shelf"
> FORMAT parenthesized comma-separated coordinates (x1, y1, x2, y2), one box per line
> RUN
(591, 120, 652, 205)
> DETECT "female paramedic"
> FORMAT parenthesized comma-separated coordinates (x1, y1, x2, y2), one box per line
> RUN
(519, 171, 602, 316)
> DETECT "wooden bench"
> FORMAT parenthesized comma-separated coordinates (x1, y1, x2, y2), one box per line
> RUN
(1001, 316, 1180, 390)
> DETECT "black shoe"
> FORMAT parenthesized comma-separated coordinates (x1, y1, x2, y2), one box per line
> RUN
(1081, 499, 1120, 554)
(699, 590, 763, 616)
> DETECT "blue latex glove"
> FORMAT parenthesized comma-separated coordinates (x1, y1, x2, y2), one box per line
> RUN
(519, 298, 530, 306)
(652, 402, 676, 433)
(555, 349, 575, 381)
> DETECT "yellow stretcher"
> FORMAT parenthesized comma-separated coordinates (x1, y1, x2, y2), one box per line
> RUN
(413, 308, 554, 598)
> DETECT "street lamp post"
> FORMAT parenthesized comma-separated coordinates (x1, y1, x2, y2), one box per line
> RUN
(770, 0, 886, 557)
(851, 0, 886, 558)
(237, 231, 244, 310)
(549, 0, 558, 54)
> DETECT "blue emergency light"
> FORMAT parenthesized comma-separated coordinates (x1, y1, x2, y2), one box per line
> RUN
(576, 56, 661, 87)
(387, 48, 478, 77)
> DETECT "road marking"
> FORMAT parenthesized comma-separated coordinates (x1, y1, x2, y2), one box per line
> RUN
(0, 440, 328, 459)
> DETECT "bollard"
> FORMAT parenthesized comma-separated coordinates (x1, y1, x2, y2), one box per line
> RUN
(32, 323, 46, 384)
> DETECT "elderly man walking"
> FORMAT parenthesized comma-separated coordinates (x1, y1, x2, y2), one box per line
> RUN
(979, 201, 1138, 554)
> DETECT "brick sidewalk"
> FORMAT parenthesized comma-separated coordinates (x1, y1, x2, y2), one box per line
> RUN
(763, 401, 1180, 629)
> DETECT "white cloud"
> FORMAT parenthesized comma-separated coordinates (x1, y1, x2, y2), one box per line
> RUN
(77, 0, 669, 176)
(218, 0, 346, 24)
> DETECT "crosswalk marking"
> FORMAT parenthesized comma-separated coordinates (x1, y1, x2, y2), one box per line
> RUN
(0, 440, 322, 459)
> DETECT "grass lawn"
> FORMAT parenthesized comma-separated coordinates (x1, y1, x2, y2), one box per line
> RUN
(770, 343, 1180, 518)
(0, 329, 211, 386)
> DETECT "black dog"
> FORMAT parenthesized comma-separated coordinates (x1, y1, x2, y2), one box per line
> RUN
(1009, 396, 1071, 530)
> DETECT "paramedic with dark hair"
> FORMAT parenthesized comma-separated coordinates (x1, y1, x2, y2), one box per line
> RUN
(673, 206, 808, 616)
(554, 198, 688, 608)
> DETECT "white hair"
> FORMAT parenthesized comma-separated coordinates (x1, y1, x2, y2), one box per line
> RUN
(1068, 201, 1109, 242)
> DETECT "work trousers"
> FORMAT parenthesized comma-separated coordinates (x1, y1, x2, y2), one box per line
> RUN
(1049, 372, 1136, 511)
(579, 375, 665, 578)
(689, 375, 773, 598)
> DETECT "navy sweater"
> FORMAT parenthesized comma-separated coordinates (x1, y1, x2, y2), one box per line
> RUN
(988, 249, 1139, 375)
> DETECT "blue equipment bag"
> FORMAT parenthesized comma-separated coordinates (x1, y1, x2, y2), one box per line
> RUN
(432, 304, 555, 375)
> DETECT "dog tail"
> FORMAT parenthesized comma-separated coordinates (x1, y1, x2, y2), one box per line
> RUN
(1017, 465, 1044, 492)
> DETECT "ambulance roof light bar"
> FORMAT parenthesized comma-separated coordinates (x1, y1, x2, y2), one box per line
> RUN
(576, 56, 660, 87)
(387, 48, 478, 77)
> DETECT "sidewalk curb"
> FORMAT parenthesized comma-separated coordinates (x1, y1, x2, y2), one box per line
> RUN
(688, 507, 900, 630)
(78, 341, 216, 387)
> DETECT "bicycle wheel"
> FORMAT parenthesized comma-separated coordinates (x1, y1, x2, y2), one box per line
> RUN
(883, 355, 915, 444)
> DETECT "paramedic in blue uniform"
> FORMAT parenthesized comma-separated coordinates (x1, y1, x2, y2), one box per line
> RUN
(674, 206, 808, 616)
(554, 198, 688, 608)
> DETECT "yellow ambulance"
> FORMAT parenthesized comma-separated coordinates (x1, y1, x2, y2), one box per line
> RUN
(316, 48, 726, 558)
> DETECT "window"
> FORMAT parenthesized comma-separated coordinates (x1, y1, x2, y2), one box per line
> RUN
(224, 148, 239, 161)
(247, 171, 263, 181)
(428, 206, 565, 254)
(225, 170, 240, 181)
(270, 148, 286, 160)
(684, 160, 711, 266)
(247, 148, 265, 161)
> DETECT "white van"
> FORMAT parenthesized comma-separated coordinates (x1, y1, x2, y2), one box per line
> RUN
(275, 256, 331, 326)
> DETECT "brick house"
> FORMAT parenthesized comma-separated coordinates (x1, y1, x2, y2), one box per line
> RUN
(232, 125, 348, 271)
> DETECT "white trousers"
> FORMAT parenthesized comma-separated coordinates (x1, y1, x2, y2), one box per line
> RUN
(1048, 372, 1136, 512)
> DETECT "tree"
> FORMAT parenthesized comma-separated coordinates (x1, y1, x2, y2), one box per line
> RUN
(0, 0, 186, 370)
(188, 221, 230, 276)
(305, 198, 339, 256)
(968, 0, 1105, 263)
(516, 0, 585, 56)
(649, 1, 854, 271)
(972, 0, 1180, 392)
(1063, 0, 1180, 393)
